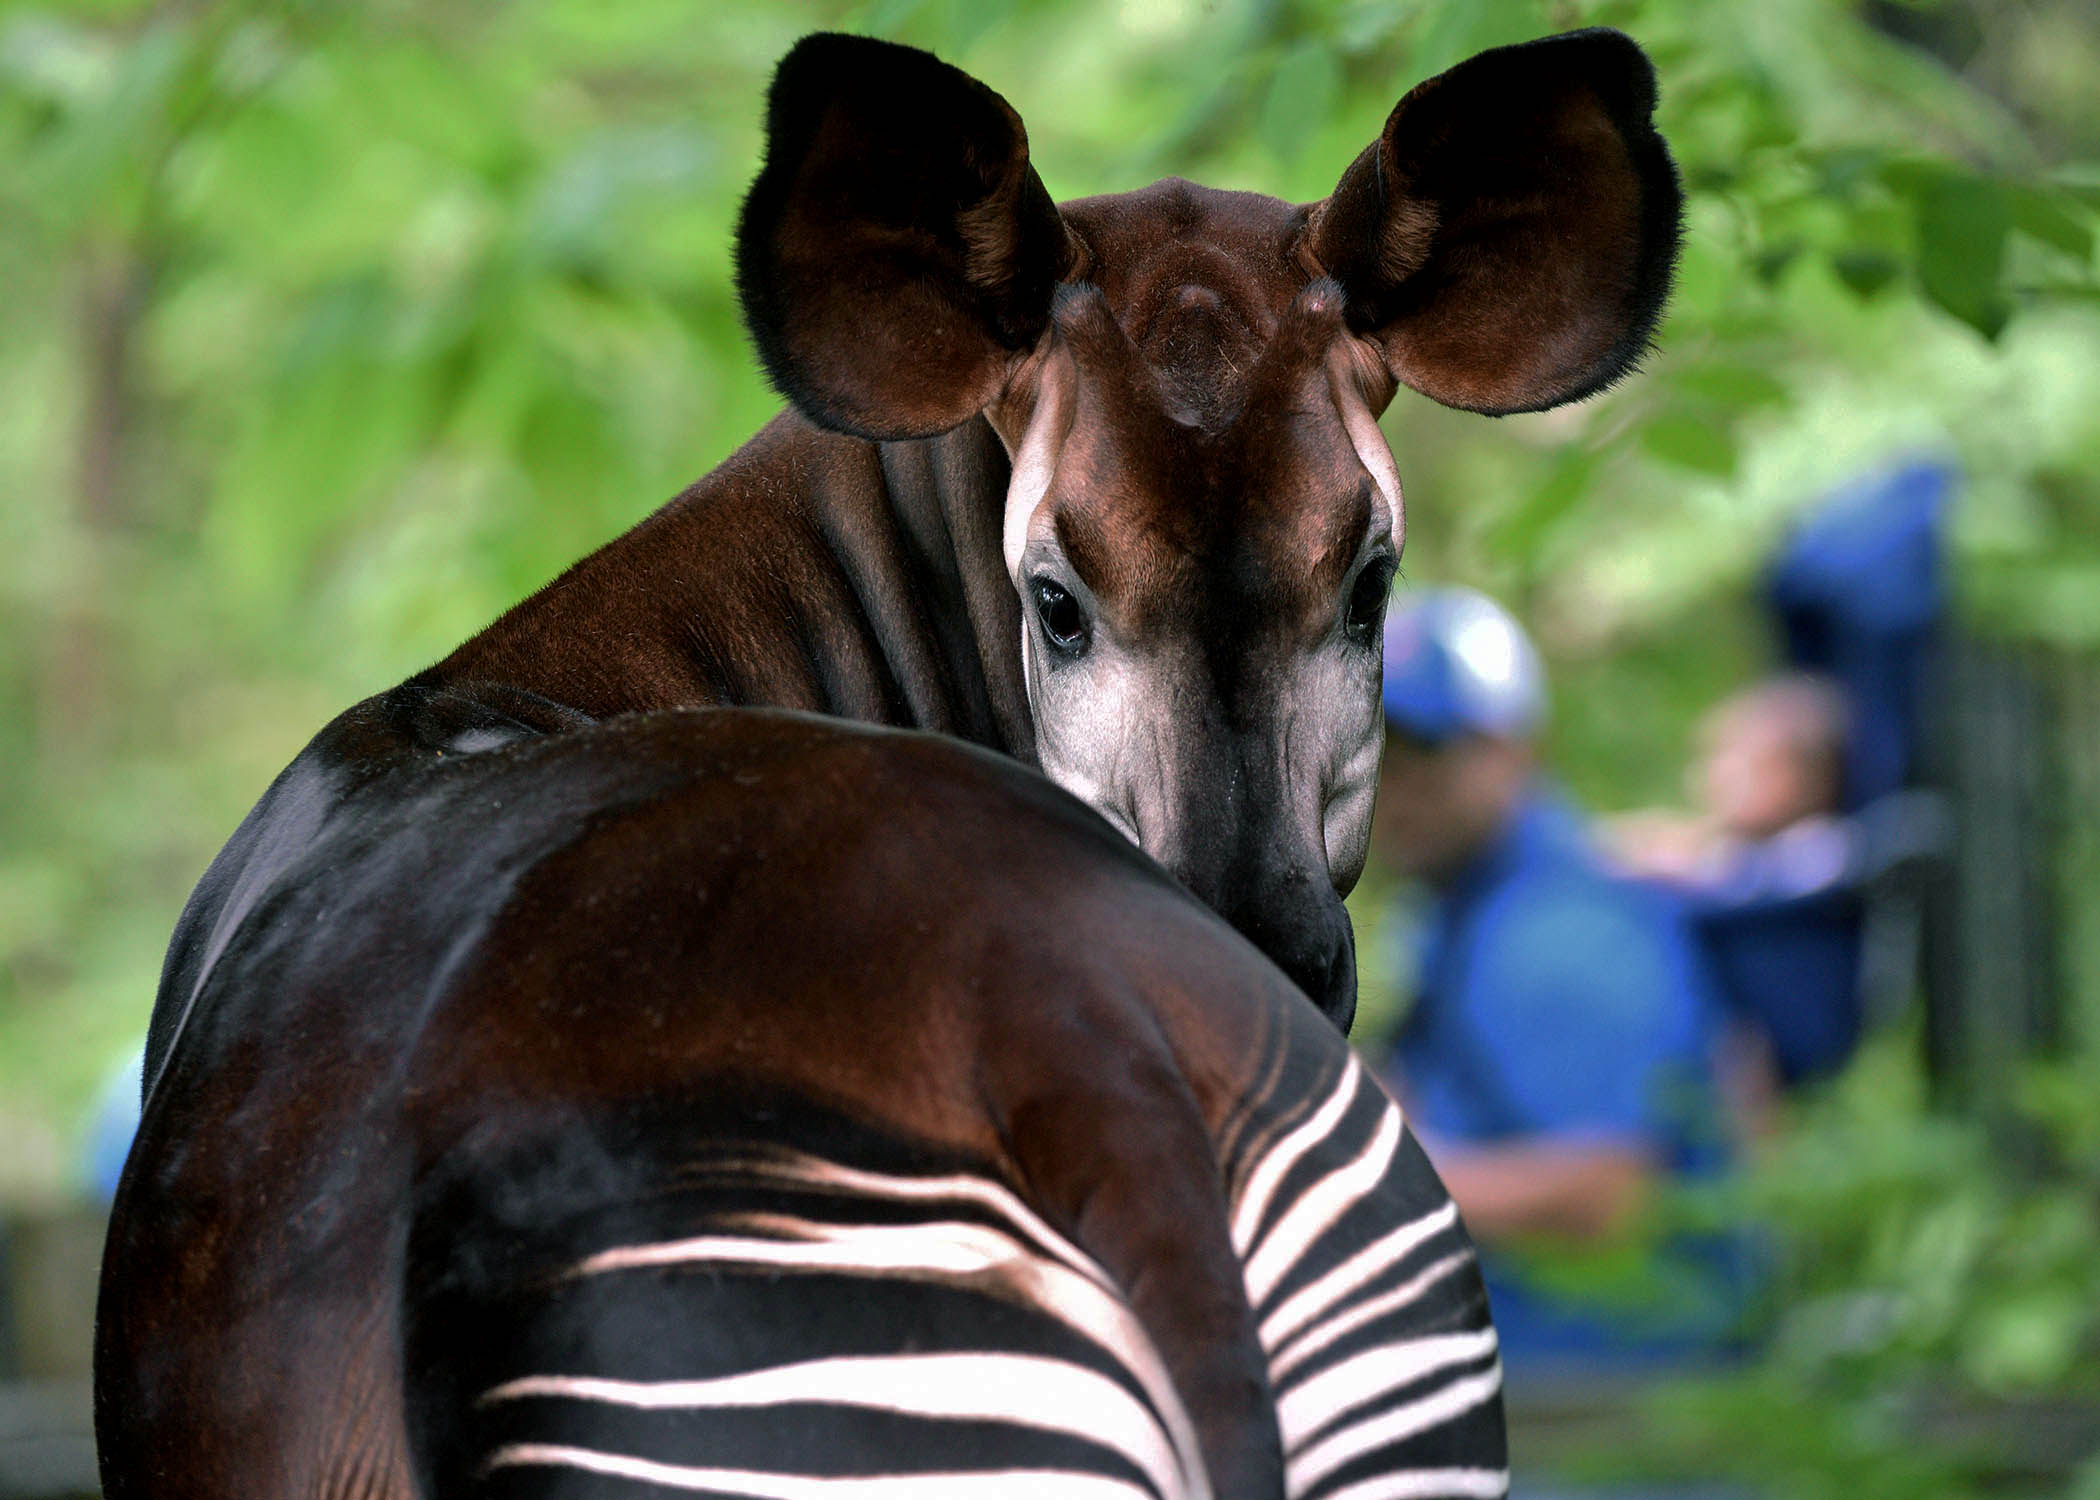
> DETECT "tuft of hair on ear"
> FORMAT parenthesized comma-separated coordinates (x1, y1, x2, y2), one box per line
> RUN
(733, 32, 1071, 440)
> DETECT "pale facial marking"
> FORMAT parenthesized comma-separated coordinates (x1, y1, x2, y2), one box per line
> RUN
(1019, 613, 1148, 847)
(1299, 629, 1388, 891)
(1329, 345, 1404, 556)
(1001, 353, 1075, 580)
(994, 331, 1402, 899)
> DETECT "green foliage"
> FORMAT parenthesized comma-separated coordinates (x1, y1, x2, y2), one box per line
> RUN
(0, 0, 2097, 1486)
(1627, 1037, 2100, 1496)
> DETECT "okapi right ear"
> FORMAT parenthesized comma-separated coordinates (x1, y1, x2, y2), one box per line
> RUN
(735, 33, 1073, 441)
(1303, 28, 1683, 416)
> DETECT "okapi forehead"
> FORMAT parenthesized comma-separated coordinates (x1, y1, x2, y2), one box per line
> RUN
(1037, 266, 1374, 639)
(1060, 179, 1310, 432)
(1051, 386, 1372, 648)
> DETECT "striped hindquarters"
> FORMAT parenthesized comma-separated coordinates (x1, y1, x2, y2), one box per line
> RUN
(1229, 1054, 1509, 1500)
(416, 1143, 1213, 1500)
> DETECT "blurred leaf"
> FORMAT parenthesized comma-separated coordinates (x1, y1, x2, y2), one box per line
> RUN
(1832, 247, 1902, 297)
(1485, 445, 1605, 561)
(0, 12, 117, 108)
(1812, 144, 1887, 200)
(522, 125, 717, 273)
(1640, 409, 1739, 477)
(11, 18, 188, 233)
(1406, 3, 1548, 80)
(1256, 41, 1340, 165)
(2004, 181, 2096, 262)
(1675, 363, 1791, 411)
(1752, 240, 1802, 284)
(1908, 168, 2013, 338)
(1962, 1288, 2085, 1389)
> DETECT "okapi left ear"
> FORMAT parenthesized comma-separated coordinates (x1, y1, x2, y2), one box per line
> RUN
(735, 33, 1073, 441)
(1303, 28, 1683, 416)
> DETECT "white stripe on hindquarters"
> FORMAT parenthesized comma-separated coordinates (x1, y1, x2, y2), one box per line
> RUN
(1243, 1099, 1403, 1307)
(1230, 1054, 1363, 1258)
(1227, 1052, 1508, 1500)
(1269, 1251, 1478, 1385)
(1314, 1467, 1510, 1500)
(1259, 1202, 1460, 1354)
(719, 1150, 1122, 1292)
(568, 1196, 1210, 1499)
(1284, 1365, 1506, 1495)
(1275, 1329, 1500, 1455)
(484, 1443, 1164, 1499)
(483, 1352, 1183, 1500)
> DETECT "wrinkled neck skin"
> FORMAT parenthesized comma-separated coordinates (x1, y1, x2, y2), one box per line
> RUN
(421, 410, 1037, 761)
(151, 412, 1031, 1106)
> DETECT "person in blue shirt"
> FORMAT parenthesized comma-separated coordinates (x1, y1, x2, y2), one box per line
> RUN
(1372, 589, 1741, 1368)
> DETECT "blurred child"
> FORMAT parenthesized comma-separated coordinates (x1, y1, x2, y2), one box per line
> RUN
(1607, 673, 1868, 1103)
(1608, 674, 1855, 900)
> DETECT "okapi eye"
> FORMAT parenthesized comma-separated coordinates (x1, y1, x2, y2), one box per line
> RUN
(1345, 560, 1395, 641)
(1031, 577, 1090, 656)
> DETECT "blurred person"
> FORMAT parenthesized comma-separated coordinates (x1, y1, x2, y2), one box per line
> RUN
(1597, 460, 1955, 1098)
(1608, 673, 1854, 899)
(1371, 589, 1743, 1369)
(1605, 675, 1865, 1109)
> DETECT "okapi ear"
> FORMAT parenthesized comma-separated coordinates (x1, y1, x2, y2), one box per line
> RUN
(1303, 28, 1683, 416)
(735, 33, 1072, 441)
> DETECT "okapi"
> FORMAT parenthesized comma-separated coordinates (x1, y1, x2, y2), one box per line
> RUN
(98, 27, 1682, 1500)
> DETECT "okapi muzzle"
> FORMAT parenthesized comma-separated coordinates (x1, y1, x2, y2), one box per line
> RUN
(735, 29, 1681, 1024)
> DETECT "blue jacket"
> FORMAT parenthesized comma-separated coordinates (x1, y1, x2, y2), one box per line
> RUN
(1388, 788, 1744, 1366)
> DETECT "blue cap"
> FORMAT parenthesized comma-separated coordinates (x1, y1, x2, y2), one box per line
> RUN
(1381, 588, 1546, 742)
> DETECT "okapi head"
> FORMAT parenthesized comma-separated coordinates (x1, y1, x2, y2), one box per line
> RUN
(735, 30, 1681, 1029)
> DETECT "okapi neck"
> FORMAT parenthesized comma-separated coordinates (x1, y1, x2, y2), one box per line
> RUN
(419, 411, 1035, 763)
